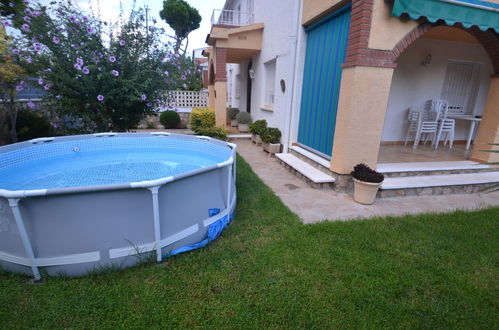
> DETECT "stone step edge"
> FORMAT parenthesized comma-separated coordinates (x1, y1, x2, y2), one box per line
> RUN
(381, 172, 499, 190)
(276, 153, 335, 184)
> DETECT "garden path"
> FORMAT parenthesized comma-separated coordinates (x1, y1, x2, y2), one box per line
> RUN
(234, 139, 499, 223)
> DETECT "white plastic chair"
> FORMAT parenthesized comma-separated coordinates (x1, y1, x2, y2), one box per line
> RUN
(404, 108, 420, 147)
(404, 102, 439, 149)
(432, 99, 455, 149)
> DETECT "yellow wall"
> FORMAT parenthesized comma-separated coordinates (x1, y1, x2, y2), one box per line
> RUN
(214, 81, 227, 127)
(302, 0, 344, 25)
(368, 0, 418, 51)
(208, 84, 215, 109)
(471, 77, 499, 163)
(330, 66, 395, 173)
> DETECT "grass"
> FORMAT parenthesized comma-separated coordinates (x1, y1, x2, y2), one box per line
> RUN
(0, 155, 498, 328)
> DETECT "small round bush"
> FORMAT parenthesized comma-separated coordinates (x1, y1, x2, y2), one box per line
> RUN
(261, 127, 281, 144)
(249, 119, 267, 135)
(236, 111, 252, 124)
(227, 108, 239, 120)
(16, 108, 55, 142)
(197, 126, 228, 141)
(351, 164, 384, 183)
(190, 107, 215, 133)
(159, 111, 180, 129)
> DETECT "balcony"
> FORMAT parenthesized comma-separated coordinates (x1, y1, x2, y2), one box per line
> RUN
(211, 9, 254, 27)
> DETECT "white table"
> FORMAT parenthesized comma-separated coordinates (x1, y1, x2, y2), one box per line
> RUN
(447, 115, 482, 150)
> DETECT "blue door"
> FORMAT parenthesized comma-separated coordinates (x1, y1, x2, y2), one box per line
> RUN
(297, 6, 351, 157)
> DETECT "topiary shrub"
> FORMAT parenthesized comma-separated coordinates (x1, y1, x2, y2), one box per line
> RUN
(16, 108, 55, 142)
(227, 108, 239, 120)
(159, 110, 180, 128)
(236, 111, 252, 124)
(190, 107, 215, 133)
(261, 127, 281, 144)
(249, 119, 267, 136)
(351, 164, 384, 183)
(197, 126, 228, 141)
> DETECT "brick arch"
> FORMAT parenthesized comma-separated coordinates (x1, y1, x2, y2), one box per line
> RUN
(391, 23, 499, 74)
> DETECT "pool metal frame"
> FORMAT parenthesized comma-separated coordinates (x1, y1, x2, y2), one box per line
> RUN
(0, 132, 237, 280)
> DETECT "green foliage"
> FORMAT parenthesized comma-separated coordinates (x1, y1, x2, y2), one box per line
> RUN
(7, 1, 190, 132)
(261, 127, 281, 144)
(351, 163, 384, 183)
(15, 107, 54, 141)
(159, 110, 180, 128)
(190, 107, 215, 133)
(0, 0, 25, 18)
(159, 0, 201, 54)
(235, 111, 251, 124)
(197, 126, 228, 141)
(227, 108, 239, 120)
(249, 119, 267, 135)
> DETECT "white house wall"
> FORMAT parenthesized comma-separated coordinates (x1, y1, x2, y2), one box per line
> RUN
(249, 0, 301, 133)
(382, 38, 493, 142)
(219, 0, 300, 135)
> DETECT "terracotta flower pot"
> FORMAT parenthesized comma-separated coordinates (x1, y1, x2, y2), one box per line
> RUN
(352, 178, 383, 205)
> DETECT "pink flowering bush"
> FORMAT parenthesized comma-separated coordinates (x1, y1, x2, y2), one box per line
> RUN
(4, 0, 202, 132)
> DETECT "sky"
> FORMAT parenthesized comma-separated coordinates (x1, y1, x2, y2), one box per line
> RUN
(75, 0, 227, 56)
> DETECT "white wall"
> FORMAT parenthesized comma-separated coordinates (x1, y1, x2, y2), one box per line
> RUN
(221, 0, 301, 135)
(382, 38, 493, 142)
(247, 0, 301, 134)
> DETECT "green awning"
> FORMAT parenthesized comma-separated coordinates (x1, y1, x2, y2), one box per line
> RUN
(392, 0, 499, 33)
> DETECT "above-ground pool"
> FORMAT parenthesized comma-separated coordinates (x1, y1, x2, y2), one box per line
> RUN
(0, 133, 236, 280)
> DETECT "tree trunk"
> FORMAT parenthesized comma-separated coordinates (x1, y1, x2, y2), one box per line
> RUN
(8, 92, 17, 143)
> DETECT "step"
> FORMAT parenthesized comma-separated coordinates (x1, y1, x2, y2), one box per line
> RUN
(379, 171, 499, 197)
(377, 161, 495, 177)
(276, 153, 335, 188)
(228, 134, 251, 139)
(289, 146, 330, 168)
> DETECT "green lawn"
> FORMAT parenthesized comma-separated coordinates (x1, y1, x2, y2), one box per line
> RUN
(1, 155, 498, 328)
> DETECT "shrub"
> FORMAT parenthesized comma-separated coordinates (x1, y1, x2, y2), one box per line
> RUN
(197, 126, 228, 141)
(227, 108, 239, 120)
(351, 164, 384, 183)
(261, 127, 281, 144)
(16, 108, 55, 142)
(146, 120, 157, 129)
(159, 111, 180, 128)
(190, 107, 215, 133)
(249, 119, 267, 136)
(236, 111, 252, 124)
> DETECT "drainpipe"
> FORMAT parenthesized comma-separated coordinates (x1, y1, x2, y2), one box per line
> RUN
(282, 0, 303, 153)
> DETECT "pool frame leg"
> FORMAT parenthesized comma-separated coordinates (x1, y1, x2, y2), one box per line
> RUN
(8, 198, 41, 281)
(148, 187, 162, 263)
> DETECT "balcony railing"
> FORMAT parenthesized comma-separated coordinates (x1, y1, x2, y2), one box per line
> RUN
(211, 9, 254, 27)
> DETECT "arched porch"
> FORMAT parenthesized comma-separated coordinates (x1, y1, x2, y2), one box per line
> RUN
(377, 25, 497, 165)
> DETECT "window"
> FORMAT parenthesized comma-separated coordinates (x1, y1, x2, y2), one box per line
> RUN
(441, 60, 481, 115)
(235, 74, 241, 99)
(264, 59, 276, 109)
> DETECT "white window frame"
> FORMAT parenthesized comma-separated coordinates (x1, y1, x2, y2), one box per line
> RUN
(263, 59, 276, 111)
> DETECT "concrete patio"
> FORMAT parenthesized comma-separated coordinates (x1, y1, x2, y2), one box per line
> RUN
(234, 139, 499, 224)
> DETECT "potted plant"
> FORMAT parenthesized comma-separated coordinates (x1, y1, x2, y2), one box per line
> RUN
(249, 119, 267, 145)
(236, 112, 252, 132)
(261, 127, 281, 155)
(227, 108, 240, 127)
(351, 164, 384, 205)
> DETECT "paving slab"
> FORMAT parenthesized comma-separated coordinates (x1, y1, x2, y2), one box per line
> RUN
(234, 139, 499, 224)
